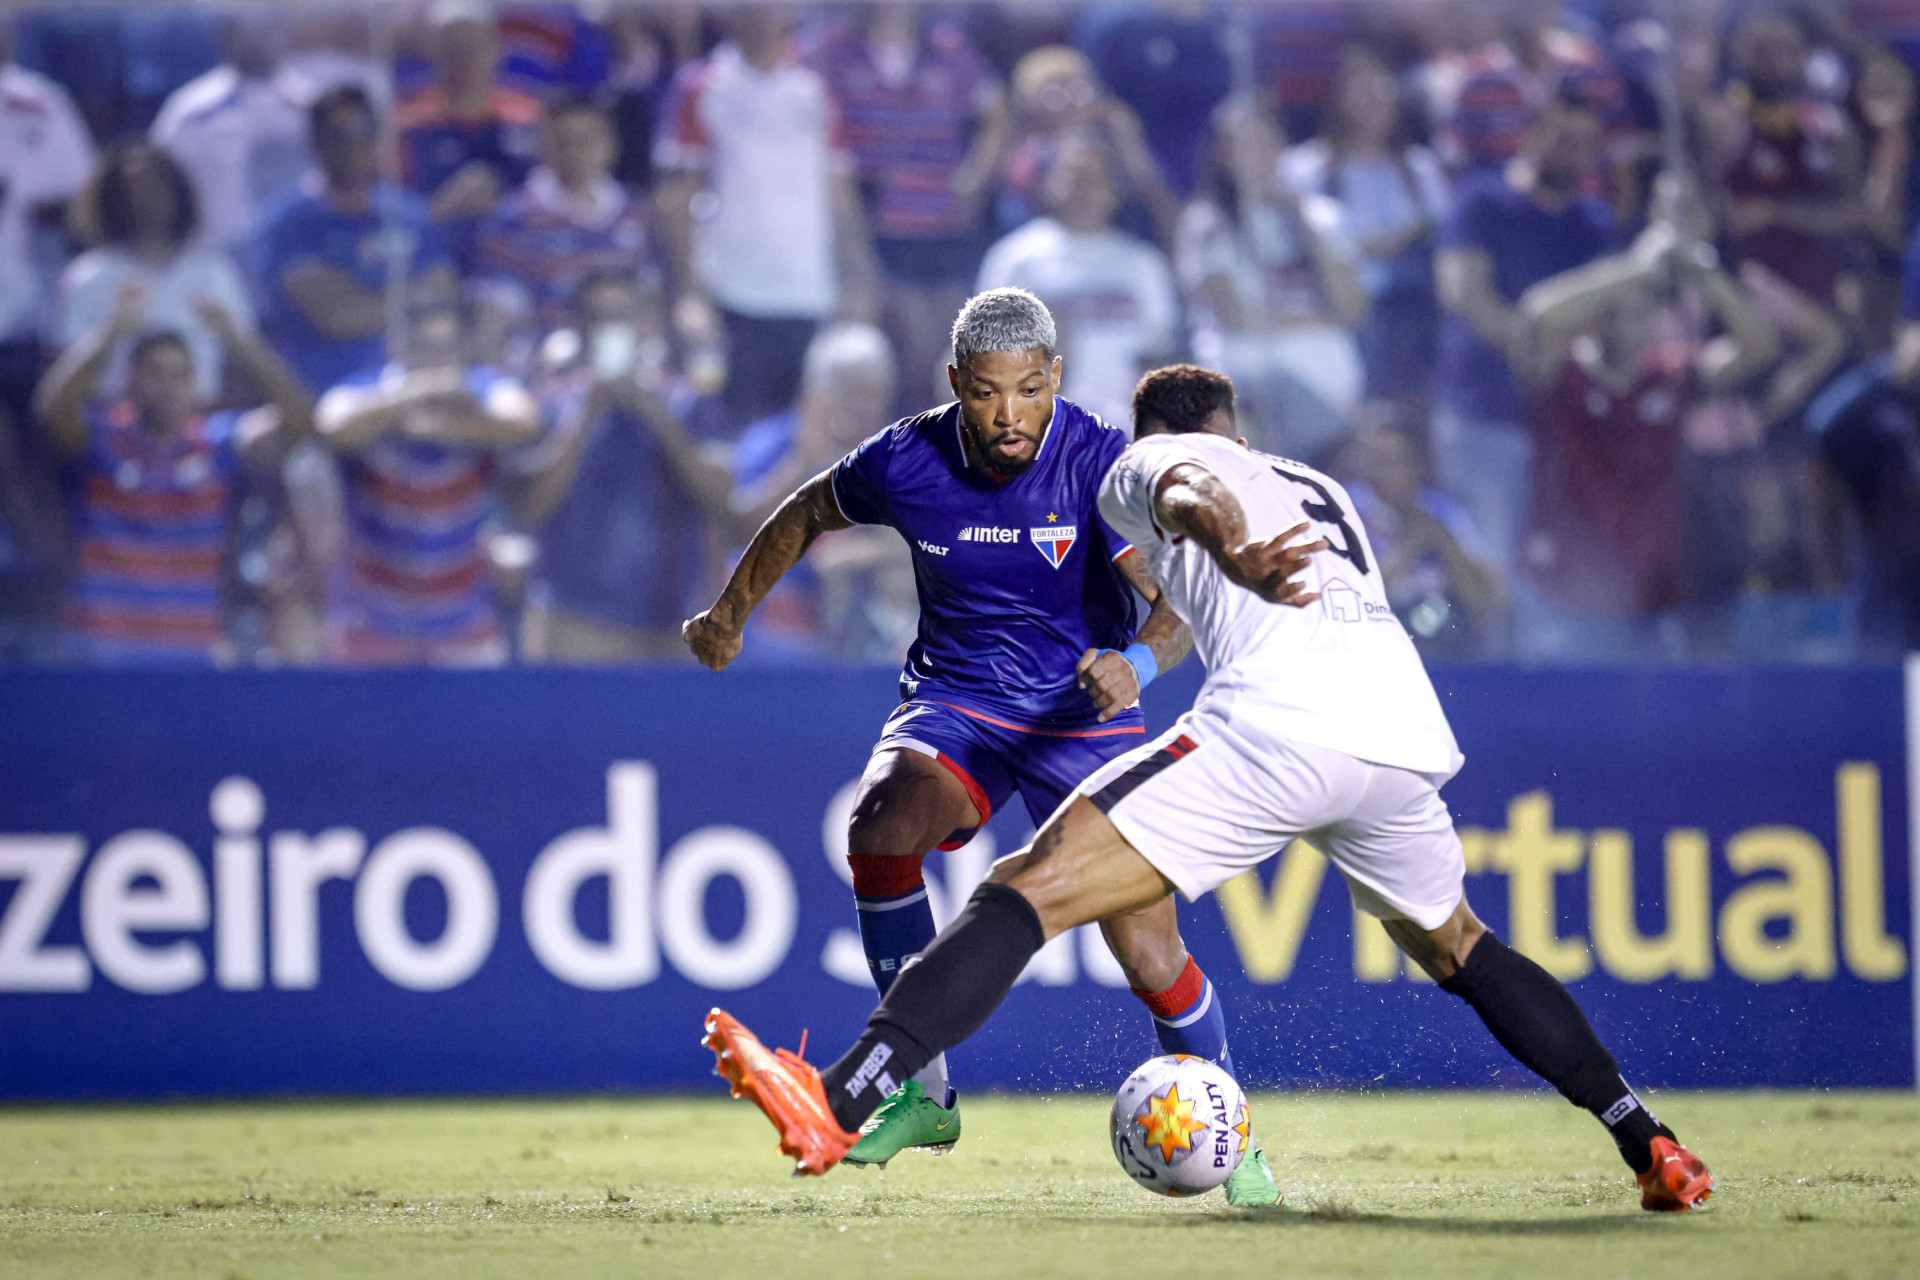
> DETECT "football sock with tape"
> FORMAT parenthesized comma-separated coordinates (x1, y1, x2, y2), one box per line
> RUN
(821, 880, 1044, 1133)
(1134, 956, 1236, 1078)
(1440, 933, 1673, 1174)
(847, 853, 950, 1105)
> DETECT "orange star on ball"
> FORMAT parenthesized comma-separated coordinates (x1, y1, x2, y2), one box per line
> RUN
(1134, 1084, 1209, 1163)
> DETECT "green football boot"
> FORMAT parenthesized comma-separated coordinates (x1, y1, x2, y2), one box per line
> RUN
(1223, 1147, 1283, 1207)
(841, 1079, 961, 1169)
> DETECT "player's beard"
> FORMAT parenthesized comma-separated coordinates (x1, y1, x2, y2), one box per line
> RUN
(962, 416, 1039, 479)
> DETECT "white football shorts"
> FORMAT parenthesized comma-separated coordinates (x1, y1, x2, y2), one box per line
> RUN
(1073, 700, 1467, 930)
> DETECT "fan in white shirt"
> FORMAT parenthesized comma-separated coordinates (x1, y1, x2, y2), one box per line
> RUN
(151, 20, 309, 262)
(0, 35, 96, 350)
(976, 135, 1178, 431)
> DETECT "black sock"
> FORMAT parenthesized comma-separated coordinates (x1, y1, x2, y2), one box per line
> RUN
(820, 881, 1044, 1132)
(1440, 933, 1674, 1174)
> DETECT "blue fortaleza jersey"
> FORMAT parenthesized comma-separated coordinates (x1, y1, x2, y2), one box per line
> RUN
(832, 397, 1140, 726)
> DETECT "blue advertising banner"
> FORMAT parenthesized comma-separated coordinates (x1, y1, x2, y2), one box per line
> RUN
(0, 664, 1910, 1100)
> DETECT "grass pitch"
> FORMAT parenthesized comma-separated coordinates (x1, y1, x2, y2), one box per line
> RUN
(1, 1091, 1916, 1279)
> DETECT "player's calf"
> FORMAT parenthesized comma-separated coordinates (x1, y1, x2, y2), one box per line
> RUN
(821, 800, 1171, 1133)
(845, 749, 983, 1108)
(1408, 906, 1710, 1201)
(1102, 899, 1235, 1072)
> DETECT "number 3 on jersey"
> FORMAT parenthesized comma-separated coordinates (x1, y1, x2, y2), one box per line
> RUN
(1268, 464, 1369, 576)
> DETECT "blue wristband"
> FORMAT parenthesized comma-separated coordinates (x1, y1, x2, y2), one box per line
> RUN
(1119, 642, 1159, 693)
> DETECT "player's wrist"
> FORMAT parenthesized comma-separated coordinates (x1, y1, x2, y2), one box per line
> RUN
(1119, 642, 1158, 692)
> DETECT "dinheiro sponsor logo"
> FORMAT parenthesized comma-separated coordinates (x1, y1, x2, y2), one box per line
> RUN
(0, 765, 796, 995)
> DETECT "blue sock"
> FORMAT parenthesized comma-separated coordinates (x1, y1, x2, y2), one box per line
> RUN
(849, 854, 951, 1104)
(1135, 956, 1236, 1079)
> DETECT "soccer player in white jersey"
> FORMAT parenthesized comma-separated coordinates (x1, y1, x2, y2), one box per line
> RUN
(703, 364, 1714, 1212)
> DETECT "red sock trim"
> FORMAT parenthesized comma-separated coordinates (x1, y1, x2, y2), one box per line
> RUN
(848, 852, 927, 899)
(1133, 956, 1206, 1019)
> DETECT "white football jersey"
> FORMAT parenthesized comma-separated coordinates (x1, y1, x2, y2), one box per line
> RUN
(1100, 431, 1463, 778)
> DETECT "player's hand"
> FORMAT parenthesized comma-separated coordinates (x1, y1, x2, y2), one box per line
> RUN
(1076, 648, 1139, 723)
(682, 607, 744, 671)
(1224, 522, 1327, 606)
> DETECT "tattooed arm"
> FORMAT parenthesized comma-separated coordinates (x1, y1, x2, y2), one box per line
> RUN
(682, 470, 853, 670)
(1153, 463, 1326, 605)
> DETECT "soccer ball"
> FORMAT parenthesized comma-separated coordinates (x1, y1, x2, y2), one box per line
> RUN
(1109, 1054, 1249, 1196)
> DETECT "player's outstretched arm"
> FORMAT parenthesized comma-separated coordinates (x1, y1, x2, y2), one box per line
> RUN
(683, 470, 854, 671)
(1076, 552, 1194, 722)
(1152, 463, 1327, 606)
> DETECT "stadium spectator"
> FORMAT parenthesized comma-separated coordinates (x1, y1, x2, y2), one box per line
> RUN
(1176, 97, 1366, 461)
(313, 295, 542, 667)
(1282, 45, 1448, 412)
(978, 135, 1179, 433)
(1072, 2, 1232, 197)
(602, 4, 680, 193)
(1506, 226, 1781, 662)
(397, 0, 542, 266)
(257, 86, 456, 404)
(1423, 3, 1629, 177)
(150, 17, 308, 267)
(1344, 424, 1506, 658)
(1828, 211, 1920, 654)
(58, 140, 253, 405)
(518, 270, 732, 663)
(277, 9, 394, 113)
(989, 45, 1179, 248)
(498, 2, 612, 99)
(1665, 173, 1849, 660)
(1702, 9, 1863, 312)
(1855, 50, 1915, 346)
(1249, 1, 1352, 138)
(654, 4, 878, 428)
(0, 400, 66, 663)
(0, 21, 95, 423)
(726, 322, 912, 662)
(473, 94, 657, 374)
(813, 5, 1004, 409)
(33, 284, 312, 666)
(0, 20, 94, 663)
(1434, 88, 1614, 573)
(9, 3, 221, 142)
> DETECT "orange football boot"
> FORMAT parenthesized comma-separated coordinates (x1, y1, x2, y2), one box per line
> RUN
(1638, 1135, 1714, 1211)
(703, 1008, 859, 1176)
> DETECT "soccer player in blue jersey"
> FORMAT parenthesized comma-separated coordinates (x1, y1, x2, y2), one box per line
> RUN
(684, 288, 1280, 1204)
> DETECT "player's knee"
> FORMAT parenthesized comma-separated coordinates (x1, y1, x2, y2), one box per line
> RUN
(1100, 911, 1189, 992)
(847, 773, 940, 858)
(1408, 900, 1486, 984)
(1104, 932, 1187, 992)
(845, 800, 920, 859)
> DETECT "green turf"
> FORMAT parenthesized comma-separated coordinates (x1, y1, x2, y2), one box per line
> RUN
(1, 1091, 1916, 1279)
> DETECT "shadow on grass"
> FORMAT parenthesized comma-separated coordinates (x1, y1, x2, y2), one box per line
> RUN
(1070, 1206, 1662, 1236)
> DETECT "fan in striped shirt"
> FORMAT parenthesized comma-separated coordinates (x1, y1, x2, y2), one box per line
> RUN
(314, 295, 542, 667)
(34, 283, 313, 665)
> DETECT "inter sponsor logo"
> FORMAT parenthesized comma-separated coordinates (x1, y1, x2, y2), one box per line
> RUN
(956, 526, 1019, 544)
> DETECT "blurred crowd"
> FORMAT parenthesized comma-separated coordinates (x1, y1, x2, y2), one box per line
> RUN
(2, 0, 1919, 668)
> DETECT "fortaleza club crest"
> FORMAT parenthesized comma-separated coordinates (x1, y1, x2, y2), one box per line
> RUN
(1030, 516, 1078, 569)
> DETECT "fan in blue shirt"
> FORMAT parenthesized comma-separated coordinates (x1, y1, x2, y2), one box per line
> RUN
(684, 289, 1279, 1203)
